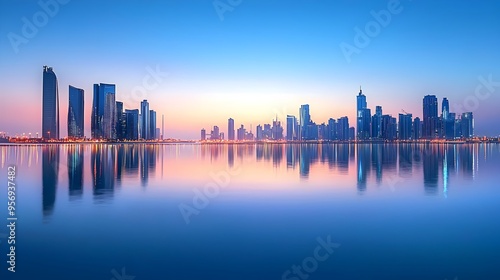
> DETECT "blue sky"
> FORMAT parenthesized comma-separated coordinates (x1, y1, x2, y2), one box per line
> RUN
(1, 0, 499, 139)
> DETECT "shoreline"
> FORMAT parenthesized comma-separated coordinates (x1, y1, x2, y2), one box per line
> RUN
(1, 140, 498, 146)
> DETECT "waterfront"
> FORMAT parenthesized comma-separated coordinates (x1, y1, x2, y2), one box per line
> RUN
(1, 143, 499, 279)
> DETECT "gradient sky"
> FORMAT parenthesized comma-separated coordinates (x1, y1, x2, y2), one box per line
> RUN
(1, 0, 500, 139)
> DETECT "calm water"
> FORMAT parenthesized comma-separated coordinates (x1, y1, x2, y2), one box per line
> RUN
(1, 143, 500, 280)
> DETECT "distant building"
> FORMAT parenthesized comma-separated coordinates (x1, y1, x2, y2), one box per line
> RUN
(422, 95, 438, 139)
(286, 115, 297, 141)
(371, 106, 382, 139)
(338, 117, 349, 141)
(201, 128, 206, 140)
(211, 126, 220, 140)
(237, 125, 246, 141)
(68, 85, 84, 138)
(92, 83, 116, 139)
(381, 115, 397, 140)
(42, 66, 59, 139)
(125, 109, 139, 140)
(256, 125, 263, 140)
(228, 118, 235, 140)
(398, 113, 412, 140)
(115, 101, 126, 140)
(356, 87, 370, 140)
(461, 112, 474, 138)
(413, 117, 421, 140)
(149, 110, 156, 140)
(140, 100, 150, 140)
(349, 127, 355, 141)
(299, 104, 310, 140)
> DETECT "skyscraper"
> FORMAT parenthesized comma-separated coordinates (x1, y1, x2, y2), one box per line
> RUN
(125, 109, 139, 140)
(398, 113, 412, 140)
(140, 100, 150, 140)
(228, 118, 235, 141)
(372, 106, 382, 139)
(299, 104, 310, 140)
(68, 85, 84, 138)
(42, 66, 59, 139)
(413, 117, 421, 140)
(461, 112, 474, 138)
(201, 128, 206, 140)
(286, 115, 297, 141)
(422, 95, 438, 139)
(356, 87, 370, 140)
(149, 110, 156, 140)
(115, 101, 126, 140)
(337, 116, 349, 141)
(91, 83, 116, 139)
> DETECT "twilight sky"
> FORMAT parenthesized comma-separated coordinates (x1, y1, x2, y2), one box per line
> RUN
(1, 0, 499, 139)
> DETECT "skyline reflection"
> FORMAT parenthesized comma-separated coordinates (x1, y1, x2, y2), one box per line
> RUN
(5, 143, 488, 217)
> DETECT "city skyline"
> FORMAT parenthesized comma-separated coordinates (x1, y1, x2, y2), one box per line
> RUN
(1, 1, 500, 139)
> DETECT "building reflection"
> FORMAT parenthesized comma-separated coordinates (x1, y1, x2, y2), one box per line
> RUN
(42, 145, 59, 217)
(67, 145, 83, 199)
(91, 145, 115, 201)
(35, 142, 479, 214)
(356, 144, 371, 192)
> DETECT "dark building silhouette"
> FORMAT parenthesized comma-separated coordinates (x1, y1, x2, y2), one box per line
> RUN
(422, 95, 438, 139)
(68, 85, 84, 138)
(42, 66, 59, 139)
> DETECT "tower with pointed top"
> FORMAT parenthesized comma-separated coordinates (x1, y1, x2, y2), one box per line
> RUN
(356, 87, 370, 140)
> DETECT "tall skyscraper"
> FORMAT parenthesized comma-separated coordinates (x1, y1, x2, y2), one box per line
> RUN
(442, 97, 449, 120)
(413, 117, 421, 140)
(68, 85, 84, 138)
(140, 100, 150, 140)
(337, 116, 349, 141)
(286, 115, 297, 141)
(299, 104, 310, 140)
(201, 128, 206, 140)
(91, 83, 116, 139)
(398, 113, 412, 140)
(115, 101, 126, 140)
(228, 118, 235, 141)
(149, 110, 156, 140)
(125, 109, 139, 140)
(356, 87, 370, 140)
(42, 66, 59, 139)
(372, 106, 382, 139)
(422, 95, 438, 139)
(461, 112, 474, 138)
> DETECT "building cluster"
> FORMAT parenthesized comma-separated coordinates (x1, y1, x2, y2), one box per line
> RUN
(42, 66, 163, 141)
(201, 87, 475, 142)
(201, 107, 355, 142)
(356, 87, 474, 141)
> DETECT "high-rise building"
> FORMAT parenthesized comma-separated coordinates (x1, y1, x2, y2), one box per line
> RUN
(91, 83, 116, 139)
(211, 126, 220, 140)
(115, 101, 126, 140)
(149, 110, 156, 140)
(299, 104, 310, 140)
(68, 85, 84, 138)
(237, 125, 246, 141)
(201, 129, 206, 140)
(327, 118, 337, 140)
(228, 118, 235, 141)
(445, 113, 456, 139)
(442, 97, 450, 120)
(413, 117, 421, 140)
(256, 125, 263, 141)
(381, 115, 397, 140)
(286, 115, 297, 141)
(140, 100, 150, 140)
(125, 109, 139, 140)
(337, 117, 349, 141)
(461, 112, 474, 138)
(372, 106, 382, 139)
(272, 117, 283, 140)
(422, 95, 438, 139)
(356, 87, 370, 140)
(398, 113, 412, 140)
(42, 66, 59, 139)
